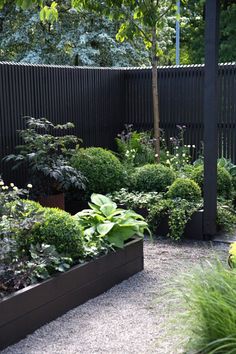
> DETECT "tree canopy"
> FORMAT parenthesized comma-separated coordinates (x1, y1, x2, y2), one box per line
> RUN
(0, 0, 236, 66)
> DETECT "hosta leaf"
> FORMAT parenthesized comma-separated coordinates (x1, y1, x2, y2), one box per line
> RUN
(88, 202, 101, 213)
(100, 202, 117, 217)
(97, 222, 115, 235)
(108, 226, 136, 248)
(91, 193, 112, 206)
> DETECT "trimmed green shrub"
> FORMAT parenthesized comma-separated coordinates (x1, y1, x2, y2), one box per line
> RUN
(71, 147, 126, 195)
(131, 164, 175, 192)
(192, 165, 232, 199)
(29, 208, 84, 260)
(167, 178, 201, 201)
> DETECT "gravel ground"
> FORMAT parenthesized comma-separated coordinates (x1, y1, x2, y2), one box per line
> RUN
(1, 239, 228, 354)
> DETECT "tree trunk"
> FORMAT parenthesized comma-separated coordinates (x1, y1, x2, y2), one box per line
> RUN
(151, 29, 160, 163)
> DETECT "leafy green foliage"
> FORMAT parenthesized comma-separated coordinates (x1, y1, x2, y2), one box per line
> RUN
(167, 178, 201, 201)
(174, 261, 236, 353)
(28, 207, 84, 260)
(148, 197, 200, 240)
(0, 238, 72, 298)
(180, 1, 236, 64)
(107, 188, 162, 210)
(4, 117, 86, 196)
(0, 178, 30, 217)
(131, 164, 175, 192)
(73, 0, 176, 54)
(74, 193, 150, 248)
(161, 125, 193, 171)
(116, 125, 156, 167)
(217, 202, 236, 233)
(71, 147, 126, 196)
(0, 2, 150, 66)
(192, 165, 232, 199)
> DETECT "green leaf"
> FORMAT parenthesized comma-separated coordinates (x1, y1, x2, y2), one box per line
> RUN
(108, 226, 136, 248)
(100, 202, 117, 217)
(97, 222, 115, 235)
(230, 167, 236, 177)
(91, 193, 112, 207)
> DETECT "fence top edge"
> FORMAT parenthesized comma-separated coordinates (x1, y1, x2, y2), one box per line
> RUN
(0, 61, 235, 70)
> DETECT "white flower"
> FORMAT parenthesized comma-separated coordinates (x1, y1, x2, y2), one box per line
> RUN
(27, 184, 33, 189)
(166, 159, 170, 164)
(192, 145, 196, 148)
(10, 183, 14, 187)
(155, 154, 159, 157)
(176, 146, 179, 149)
(13, 186, 18, 191)
(176, 154, 179, 157)
(3, 186, 8, 190)
(188, 145, 191, 148)
(182, 153, 186, 157)
(166, 151, 169, 155)
(0, 181, 4, 186)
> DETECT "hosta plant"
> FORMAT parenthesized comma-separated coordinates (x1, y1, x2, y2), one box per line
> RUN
(74, 194, 150, 248)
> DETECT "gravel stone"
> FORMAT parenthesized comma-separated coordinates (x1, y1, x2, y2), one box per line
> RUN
(1, 239, 228, 354)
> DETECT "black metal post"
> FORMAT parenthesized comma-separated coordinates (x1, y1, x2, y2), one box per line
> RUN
(203, 0, 220, 237)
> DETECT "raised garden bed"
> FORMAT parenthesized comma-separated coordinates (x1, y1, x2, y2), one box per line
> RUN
(0, 237, 143, 351)
(156, 210, 205, 240)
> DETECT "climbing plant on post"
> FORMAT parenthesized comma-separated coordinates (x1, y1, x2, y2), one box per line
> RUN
(72, 0, 176, 162)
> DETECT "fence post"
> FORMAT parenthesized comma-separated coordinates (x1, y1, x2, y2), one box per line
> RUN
(203, 0, 220, 237)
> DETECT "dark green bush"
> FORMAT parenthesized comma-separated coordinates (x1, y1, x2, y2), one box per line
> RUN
(192, 165, 232, 199)
(28, 208, 84, 260)
(71, 147, 126, 195)
(131, 164, 175, 192)
(167, 178, 201, 201)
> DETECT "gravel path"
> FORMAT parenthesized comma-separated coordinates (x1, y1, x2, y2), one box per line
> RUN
(1, 239, 228, 354)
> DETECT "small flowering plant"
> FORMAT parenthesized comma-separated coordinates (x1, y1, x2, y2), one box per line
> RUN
(0, 178, 32, 217)
(162, 125, 195, 171)
(116, 124, 156, 167)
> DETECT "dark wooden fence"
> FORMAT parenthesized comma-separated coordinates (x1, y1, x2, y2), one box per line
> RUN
(0, 63, 124, 184)
(123, 63, 236, 161)
(0, 62, 236, 184)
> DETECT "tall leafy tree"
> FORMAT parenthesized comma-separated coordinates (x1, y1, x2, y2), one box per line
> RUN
(0, 2, 150, 66)
(180, 0, 236, 64)
(71, 0, 176, 161)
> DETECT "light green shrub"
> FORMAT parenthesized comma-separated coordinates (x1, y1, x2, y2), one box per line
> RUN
(192, 165, 232, 199)
(167, 178, 201, 201)
(131, 164, 175, 192)
(71, 147, 126, 195)
(29, 208, 84, 260)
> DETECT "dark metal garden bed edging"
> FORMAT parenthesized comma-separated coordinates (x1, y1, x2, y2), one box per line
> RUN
(0, 237, 143, 351)
(156, 210, 205, 240)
